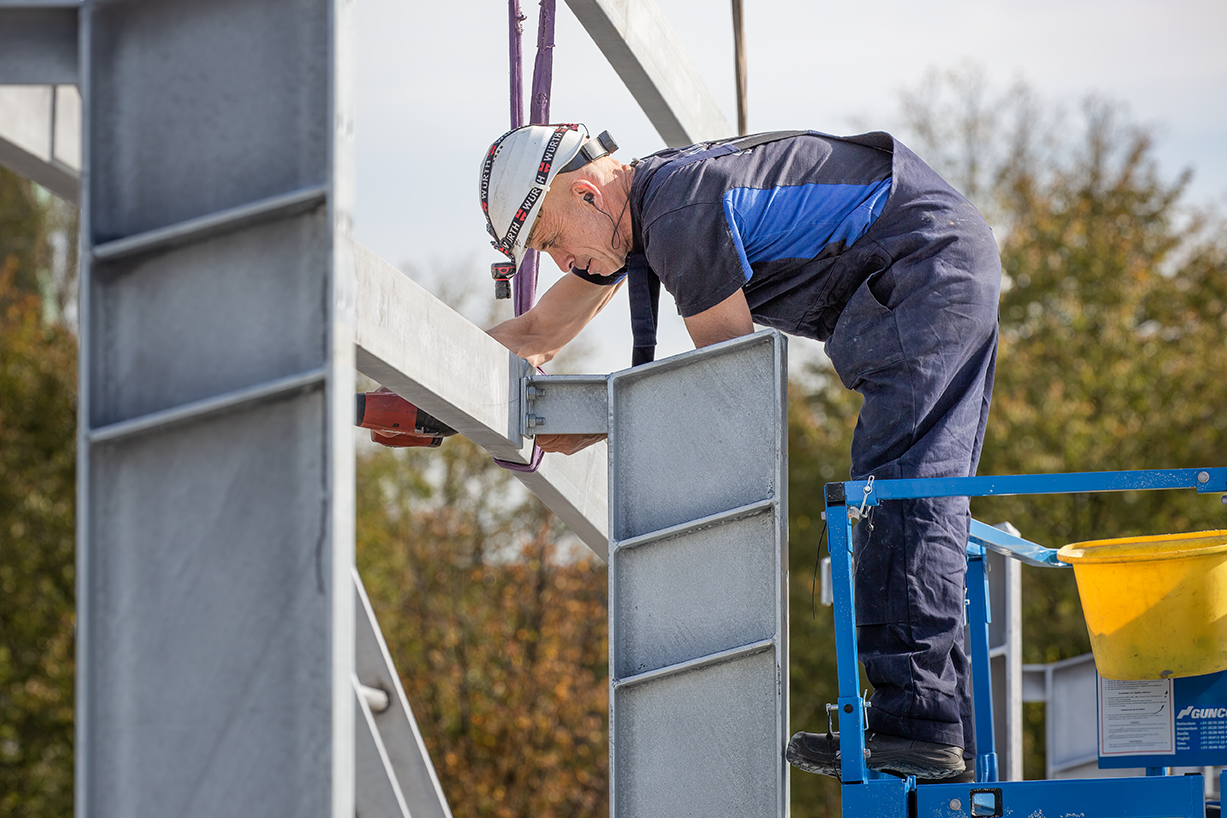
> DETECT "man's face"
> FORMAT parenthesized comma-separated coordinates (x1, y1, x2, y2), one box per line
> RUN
(526, 190, 627, 277)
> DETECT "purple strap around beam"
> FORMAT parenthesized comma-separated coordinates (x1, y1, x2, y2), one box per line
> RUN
(491, 365, 549, 473)
(508, 0, 525, 129)
(509, 0, 538, 322)
(497, 0, 557, 475)
(492, 445, 547, 473)
(530, 0, 555, 126)
(513, 0, 556, 318)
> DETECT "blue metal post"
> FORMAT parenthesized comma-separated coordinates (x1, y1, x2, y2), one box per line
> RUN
(964, 545, 999, 783)
(825, 484, 870, 783)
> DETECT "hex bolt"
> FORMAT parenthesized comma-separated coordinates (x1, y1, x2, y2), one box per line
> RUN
(357, 683, 390, 714)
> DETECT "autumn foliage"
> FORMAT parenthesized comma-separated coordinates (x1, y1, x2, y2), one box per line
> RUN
(355, 436, 609, 817)
(0, 188, 78, 816)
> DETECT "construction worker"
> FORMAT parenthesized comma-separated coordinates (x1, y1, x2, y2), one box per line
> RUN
(479, 123, 1001, 782)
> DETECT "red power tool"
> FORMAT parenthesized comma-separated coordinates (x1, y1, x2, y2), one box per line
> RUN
(356, 389, 457, 448)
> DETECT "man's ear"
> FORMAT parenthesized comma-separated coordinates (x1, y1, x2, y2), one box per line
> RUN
(571, 178, 600, 208)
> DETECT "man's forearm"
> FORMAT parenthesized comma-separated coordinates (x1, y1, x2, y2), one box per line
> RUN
(487, 312, 559, 368)
(486, 273, 624, 368)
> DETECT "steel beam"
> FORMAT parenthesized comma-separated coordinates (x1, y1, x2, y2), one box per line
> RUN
(563, 0, 732, 145)
(353, 243, 532, 462)
(523, 374, 609, 436)
(76, 1, 356, 816)
(354, 569, 454, 818)
(0, 1, 83, 202)
(986, 546, 1024, 782)
(0, 4, 79, 85)
(0, 84, 81, 202)
(353, 242, 609, 558)
(354, 679, 412, 818)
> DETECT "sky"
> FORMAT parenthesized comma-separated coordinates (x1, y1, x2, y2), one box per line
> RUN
(352, 0, 1227, 375)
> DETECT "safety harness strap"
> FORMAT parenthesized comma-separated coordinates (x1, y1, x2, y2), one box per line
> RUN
(627, 253, 661, 366)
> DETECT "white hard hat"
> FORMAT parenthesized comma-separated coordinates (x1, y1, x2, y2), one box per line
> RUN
(479, 123, 618, 268)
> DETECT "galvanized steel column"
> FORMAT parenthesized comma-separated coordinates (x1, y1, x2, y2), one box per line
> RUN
(985, 546, 1023, 780)
(76, 0, 356, 815)
(607, 331, 789, 818)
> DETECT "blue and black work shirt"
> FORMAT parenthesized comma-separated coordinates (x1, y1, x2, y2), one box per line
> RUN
(616, 131, 897, 343)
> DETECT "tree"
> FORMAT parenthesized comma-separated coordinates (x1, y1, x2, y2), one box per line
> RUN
(0, 257, 77, 816)
(355, 433, 609, 818)
(0, 167, 77, 325)
(904, 69, 1227, 653)
(0, 168, 49, 297)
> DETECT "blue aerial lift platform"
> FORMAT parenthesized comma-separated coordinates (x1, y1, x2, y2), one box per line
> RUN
(822, 467, 1227, 817)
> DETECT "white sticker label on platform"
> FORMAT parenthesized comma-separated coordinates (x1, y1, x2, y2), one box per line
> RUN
(1098, 677, 1175, 756)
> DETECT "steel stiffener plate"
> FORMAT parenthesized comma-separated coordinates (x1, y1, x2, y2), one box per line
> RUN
(608, 333, 782, 542)
(87, 394, 332, 815)
(608, 331, 788, 818)
(614, 504, 777, 679)
(613, 652, 780, 818)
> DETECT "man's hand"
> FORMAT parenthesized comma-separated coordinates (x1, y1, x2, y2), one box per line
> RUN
(535, 433, 607, 455)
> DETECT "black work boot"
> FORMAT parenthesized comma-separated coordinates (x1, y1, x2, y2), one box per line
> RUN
(786, 730, 965, 780)
(784, 731, 845, 777)
(866, 732, 966, 779)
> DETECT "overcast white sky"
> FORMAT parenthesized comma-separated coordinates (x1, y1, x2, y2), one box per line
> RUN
(353, 0, 1227, 375)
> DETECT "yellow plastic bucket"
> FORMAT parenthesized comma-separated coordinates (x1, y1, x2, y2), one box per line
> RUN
(1056, 530, 1227, 680)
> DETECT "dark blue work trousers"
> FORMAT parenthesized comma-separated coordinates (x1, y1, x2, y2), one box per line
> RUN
(824, 144, 1002, 754)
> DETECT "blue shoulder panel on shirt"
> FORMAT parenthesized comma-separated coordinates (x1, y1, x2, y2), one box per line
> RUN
(720, 178, 892, 281)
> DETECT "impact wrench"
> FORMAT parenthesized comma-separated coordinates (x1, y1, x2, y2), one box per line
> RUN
(356, 389, 456, 448)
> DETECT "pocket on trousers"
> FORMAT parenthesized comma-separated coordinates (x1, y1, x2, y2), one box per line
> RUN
(825, 270, 905, 391)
